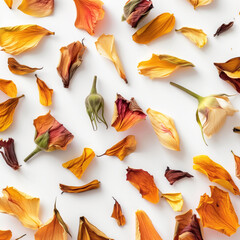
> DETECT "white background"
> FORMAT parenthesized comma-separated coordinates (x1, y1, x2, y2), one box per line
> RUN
(0, 0, 240, 239)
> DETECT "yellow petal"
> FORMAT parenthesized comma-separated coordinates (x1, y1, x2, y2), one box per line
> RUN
(62, 148, 95, 179)
(0, 230, 12, 240)
(193, 155, 240, 195)
(0, 187, 42, 229)
(161, 193, 183, 212)
(36, 75, 53, 106)
(95, 34, 127, 83)
(0, 25, 54, 55)
(188, 0, 214, 9)
(138, 54, 194, 79)
(147, 108, 180, 151)
(176, 27, 207, 48)
(0, 79, 17, 97)
(132, 13, 175, 44)
(4, 0, 12, 8)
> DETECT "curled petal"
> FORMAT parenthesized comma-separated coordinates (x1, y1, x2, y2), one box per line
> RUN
(231, 151, 240, 179)
(214, 22, 234, 37)
(0, 230, 12, 240)
(165, 167, 193, 185)
(0, 79, 17, 97)
(95, 34, 127, 83)
(111, 198, 126, 226)
(4, 0, 12, 8)
(193, 155, 240, 195)
(161, 193, 183, 212)
(132, 13, 175, 44)
(36, 75, 53, 106)
(0, 25, 54, 55)
(188, 0, 214, 9)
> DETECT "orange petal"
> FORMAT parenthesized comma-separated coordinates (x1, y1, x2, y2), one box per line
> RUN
(62, 148, 95, 179)
(0, 79, 17, 97)
(111, 198, 126, 226)
(196, 186, 239, 236)
(0, 230, 12, 240)
(36, 75, 53, 106)
(188, 0, 213, 9)
(18, 0, 54, 17)
(132, 13, 175, 44)
(4, 0, 12, 8)
(0, 25, 54, 55)
(193, 155, 240, 195)
(0, 186, 42, 229)
(136, 210, 163, 240)
(126, 167, 160, 204)
(231, 151, 240, 179)
(8, 57, 42, 75)
(0, 95, 24, 132)
(73, 0, 104, 35)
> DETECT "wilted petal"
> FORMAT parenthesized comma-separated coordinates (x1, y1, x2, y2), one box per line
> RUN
(0, 187, 41, 229)
(196, 186, 239, 236)
(231, 151, 240, 179)
(126, 167, 160, 204)
(193, 155, 240, 195)
(0, 79, 17, 98)
(161, 193, 183, 212)
(0, 230, 12, 240)
(165, 167, 193, 185)
(214, 21, 234, 37)
(18, 0, 54, 17)
(57, 41, 86, 88)
(132, 13, 175, 44)
(187, 0, 213, 9)
(138, 54, 194, 79)
(95, 34, 127, 83)
(176, 27, 207, 48)
(0, 25, 54, 55)
(4, 0, 12, 8)
(62, 148, 95, 179)
(36, 75, 53, 106)
(111, 198, 126, 226)
(73, 0, 104, 35)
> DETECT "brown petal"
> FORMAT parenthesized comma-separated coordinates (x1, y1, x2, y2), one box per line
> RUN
(231, 151, 240, 179)
(214, 21, 234, 37)
(36, 75, 53, 106)
(111, 198, 126, 226)
(165, 167, 193, 185)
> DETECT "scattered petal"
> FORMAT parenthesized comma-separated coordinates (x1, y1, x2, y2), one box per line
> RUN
(187, 0, 213, 9)
(36, 75, 53, 106)
(165, 167, 193, 185)
(0, 79, 17, 97)
(161, 193, 183, 212)
(0, 230, 12, 240)
(214, 21, 234, 37)
(231, 151, 240, 179)
(111, 198, 126, 226)
(4, 0, 12, 8)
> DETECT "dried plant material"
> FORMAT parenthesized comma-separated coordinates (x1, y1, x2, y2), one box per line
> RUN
(78, 216, 113, 240)
(111, 198, 126, 226)
(214, 21, 234, 37)
(147, 108, 180, 151)
(95, 34, 127, 83)
(18, 0, 54, 17)
(112, 94, 146, 132)
(0, 187, 41, 229)
(231, 151, 240, 179)
(0, 25, 54, 55)
(0, 79, 17, 97)
(0, 138, 20, 170)
(0, 95, 24, 132)
(35, 202, 71, 240)
(196, 186, 239, 236)
(174, 209, 204, 240)
(98, 135, 137, 160)
(176, 27, 207, 48)
(165, 167, 193, 185)
(193, 155, 240, 195)
(24, 112, 74, 162)
(73, 0, 104, 35)
(62, 148, 95, 179)
(233, 126, 240, 133)
(126, 167, 159, 203)
(138, 54, 194, 79)
(188, 0, 213, 9)
(57, 41, 86, 88)
(161, 193, 183, 212)
(136, 210, 163, 240)
(8, 58, 42, 75)
(4, 0, 12, 8)
(36, 75, 53, 106)
(122, 0, 153, 28)
(132, 13, 175, 44)
(0, 230, 12, 240)
(59, 180, 100, 193)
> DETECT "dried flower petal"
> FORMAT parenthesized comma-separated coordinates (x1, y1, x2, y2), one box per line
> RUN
(231, 151, 240, 179)
(0, 187, 41, 229)
(112, 94, 146, 132)
(136, 210, 163, 240)
(18, 0, 54, 17)
(0, 230, 12, 240)
(36, 75, 53, 106)
(214, 21, 234, 37)
(0, 79, 17, 98)
(62, 148, 95, 179)
(187, 0, 213, 9)
(95, 34, 127, 83)
(0, 95, 24, 132)
(8, 57, 42, 75)
(161, 193, 183, 212)
(196, 186, 239, 236)
(73, 0, 104, 35)
(0, 25, 54, 55)
(78, 216, 113, 240)
(111, 198, 126, 226)
(4, 0, 12, 8)
(57, 41, 86, 88)
(126, 167, 159, 204)
(138, 54, 194, 79)
(59, 180, 100, 193)
(98, 135, 137, 160)
(132, 13, 175, 44)
(193, 155, 240, 195)
(176, 27, 207, 48)
(165, 167, 193, 185)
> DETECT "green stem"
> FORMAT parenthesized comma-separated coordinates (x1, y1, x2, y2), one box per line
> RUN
(24, 147, 42, 162)
(16, 234, 26, 240)
(91, 76, 97, 94)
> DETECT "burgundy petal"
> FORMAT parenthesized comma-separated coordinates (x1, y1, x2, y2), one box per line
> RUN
(214, 21, 234, 37)
(165, 167, 193, 185)
(218, 71, 240, 93)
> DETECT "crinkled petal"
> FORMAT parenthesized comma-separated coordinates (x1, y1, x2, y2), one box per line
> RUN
(111, 198, 126, 226)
